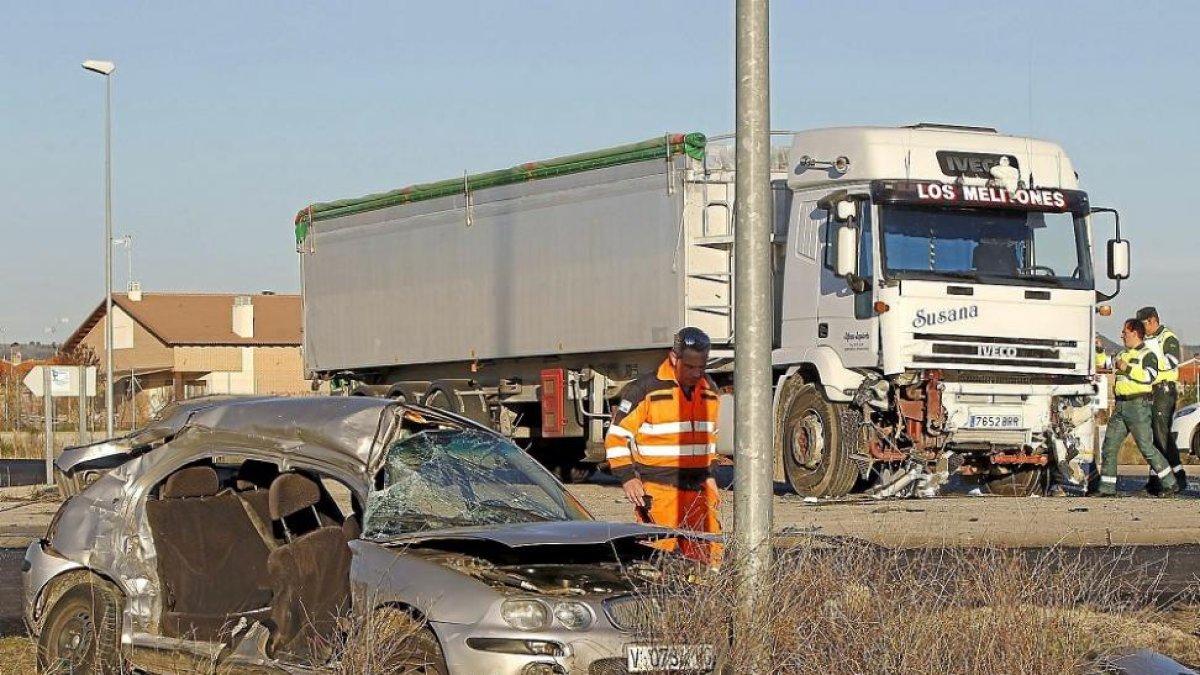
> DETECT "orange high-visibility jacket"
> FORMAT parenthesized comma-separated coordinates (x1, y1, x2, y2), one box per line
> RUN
(604, 359, 720, 488)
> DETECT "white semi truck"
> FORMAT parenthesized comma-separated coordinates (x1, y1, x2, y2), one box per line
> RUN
(294, 124, 1130, 496)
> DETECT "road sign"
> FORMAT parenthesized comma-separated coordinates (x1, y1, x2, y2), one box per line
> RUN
(24, 366, 98, 397)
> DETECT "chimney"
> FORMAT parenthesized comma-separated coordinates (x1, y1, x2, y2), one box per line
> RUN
(127, 281, 143, 302)
(233, 295, 254, 338)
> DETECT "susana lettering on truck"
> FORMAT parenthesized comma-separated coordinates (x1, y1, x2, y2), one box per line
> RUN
(912, 305, 979, 329)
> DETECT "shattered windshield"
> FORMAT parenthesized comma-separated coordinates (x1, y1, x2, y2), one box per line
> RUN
(362, 428, 589, 538)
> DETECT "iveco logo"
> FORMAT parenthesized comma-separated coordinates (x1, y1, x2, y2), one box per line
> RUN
(978, 345, 1018, 358)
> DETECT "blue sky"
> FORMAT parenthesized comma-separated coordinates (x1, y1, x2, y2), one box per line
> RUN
(2, 1, 1198, 343)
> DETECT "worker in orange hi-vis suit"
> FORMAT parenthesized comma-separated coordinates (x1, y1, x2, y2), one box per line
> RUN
(604, 327, 722, 565)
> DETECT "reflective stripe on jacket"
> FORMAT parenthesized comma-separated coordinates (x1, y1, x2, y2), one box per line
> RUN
(1113, 344, 1158, 397)
(604, 358, 720, 487)
(1145, 326, 1181, 384)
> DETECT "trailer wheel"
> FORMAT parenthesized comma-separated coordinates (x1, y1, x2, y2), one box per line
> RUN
(985, 467, 1049, 497)
(780, 384, 858, 498)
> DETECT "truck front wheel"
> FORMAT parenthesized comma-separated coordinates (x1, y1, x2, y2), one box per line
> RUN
(780, 384, 858, 498)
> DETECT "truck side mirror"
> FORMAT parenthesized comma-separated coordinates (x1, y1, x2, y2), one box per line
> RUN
(1107, 239, 1130, 280)
(1092, 207, 1125, 302)
(835, 225, 858, 277)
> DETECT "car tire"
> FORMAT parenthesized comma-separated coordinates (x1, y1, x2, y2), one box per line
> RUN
(367, 610, 448, 672)
(36, 579, 123, 675)
(1191, 428, 1200, 457)
(985, 467, 1049, 497)
(780, 383, 858, 498)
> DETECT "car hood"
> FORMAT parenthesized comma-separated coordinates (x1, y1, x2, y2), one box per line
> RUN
(378, 519, 705, 548)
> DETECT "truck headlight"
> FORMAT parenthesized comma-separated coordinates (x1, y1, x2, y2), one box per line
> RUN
(501, 599, 550, 631)
(553, 601, 594, 631)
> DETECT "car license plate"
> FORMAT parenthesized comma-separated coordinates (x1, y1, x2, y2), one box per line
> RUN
(626, 644, 715, 672)
(966, 414, 1022, 429)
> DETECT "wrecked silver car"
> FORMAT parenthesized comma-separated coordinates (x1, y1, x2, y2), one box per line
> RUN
(23, 396, 716, 674)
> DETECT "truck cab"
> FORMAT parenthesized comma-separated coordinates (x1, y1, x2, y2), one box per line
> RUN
(772, 124, 1129, 496)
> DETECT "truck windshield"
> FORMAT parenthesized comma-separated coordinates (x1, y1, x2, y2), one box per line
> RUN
(362, 428, 590, 538)
(879, 205, 1094, 289)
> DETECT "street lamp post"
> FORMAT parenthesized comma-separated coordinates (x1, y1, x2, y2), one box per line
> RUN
(82, 59, 115, 439)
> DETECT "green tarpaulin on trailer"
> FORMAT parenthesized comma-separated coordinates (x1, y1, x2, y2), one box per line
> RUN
(294, 132, 706, 246)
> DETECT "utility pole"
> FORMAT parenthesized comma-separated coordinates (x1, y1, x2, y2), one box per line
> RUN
(82, 59, 116, 440)
(732, 0, 774, 654)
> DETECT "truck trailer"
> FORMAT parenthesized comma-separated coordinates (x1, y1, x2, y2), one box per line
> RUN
(294, 125, 1130, 497)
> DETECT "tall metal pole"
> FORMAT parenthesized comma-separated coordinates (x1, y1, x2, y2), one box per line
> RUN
(733, 0, 773, 635)
(77, 364, 89, 446)
(43, 367, 54, 485)
(103, 72, 114, 439)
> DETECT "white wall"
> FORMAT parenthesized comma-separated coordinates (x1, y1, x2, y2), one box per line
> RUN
(112, 306, 135, 350)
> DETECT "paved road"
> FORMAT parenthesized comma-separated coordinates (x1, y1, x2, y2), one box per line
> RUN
(0, 548, 25, 637)
(0, 461, 47, 488)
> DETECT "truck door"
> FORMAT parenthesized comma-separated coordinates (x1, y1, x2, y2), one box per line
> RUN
(816, 200, 878, 367)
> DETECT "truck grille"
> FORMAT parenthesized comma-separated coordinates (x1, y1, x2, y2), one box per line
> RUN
(939, 370, 1087, 386)
(913, 333, 1078, 371)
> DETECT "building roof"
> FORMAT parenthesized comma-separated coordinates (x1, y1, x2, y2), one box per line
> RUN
(64, 292, 303, 352)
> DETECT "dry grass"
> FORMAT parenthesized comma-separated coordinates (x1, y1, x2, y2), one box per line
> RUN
(326, 606, 435, 674)
(9, 543, 1198, 674)
(635, 540, 1200, 674)
(0, 636, 35, 675)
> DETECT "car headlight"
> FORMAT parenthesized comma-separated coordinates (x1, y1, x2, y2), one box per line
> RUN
(552, 601, 594, 631)
(501, 599, 550, 631)
(1175, 405, 1198, 420)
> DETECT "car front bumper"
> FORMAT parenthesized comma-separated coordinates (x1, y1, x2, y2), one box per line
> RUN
(434, 621, 713, 675)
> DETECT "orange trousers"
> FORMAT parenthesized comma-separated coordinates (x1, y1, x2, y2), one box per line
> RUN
(635, 480, 723, 565)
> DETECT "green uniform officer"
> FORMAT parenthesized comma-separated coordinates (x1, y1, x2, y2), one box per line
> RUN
(1094, 337, 1109, 372)
(1138, 306, 1188, 492)
(1096, 319, 1180, 497)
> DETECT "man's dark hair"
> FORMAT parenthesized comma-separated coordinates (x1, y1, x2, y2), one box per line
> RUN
(672, 327, 712, 355)
(1135, 306, 1160, 322)
(1124, 318, 1145, 339)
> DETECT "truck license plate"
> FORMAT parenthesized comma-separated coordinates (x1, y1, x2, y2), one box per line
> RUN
(966, 414, 1022, 429)
(626, 644, 715, 672)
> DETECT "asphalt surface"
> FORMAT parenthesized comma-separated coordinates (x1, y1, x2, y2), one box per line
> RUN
(0, 461, 48, 488)
(0, 548, 25, 636)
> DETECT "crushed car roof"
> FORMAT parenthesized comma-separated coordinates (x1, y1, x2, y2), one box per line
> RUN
(57, 395, 277, 472)
(60, 396, 489, 473)
(182, 396, 400, 464)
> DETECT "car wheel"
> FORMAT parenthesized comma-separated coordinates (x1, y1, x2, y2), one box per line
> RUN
(1191, 428, 1200, 456)
(780, 383, 858, 498)
(985, 467, 1049, 497)
(363, 609, 448, 675)
(36, 580, 123, 675)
